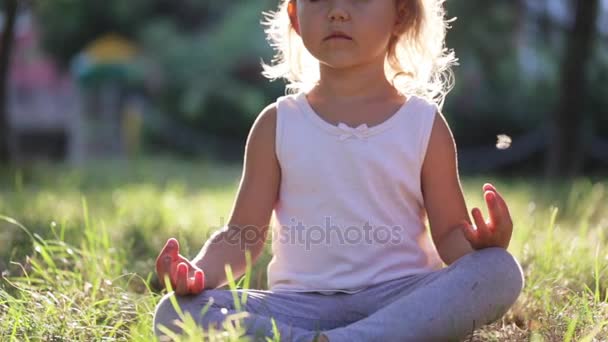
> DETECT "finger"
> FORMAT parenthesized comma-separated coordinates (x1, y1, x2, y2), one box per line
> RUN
(156, 254, 173, 286)
(157, 239, 179, 274)
(483, 183, 496, 193)
(186, 270, 202, 294)
(193, 270, 205, 293)
(187, 276, 196, 294)
(471, 207, 491, 239)
(176, 263, 189, 295)
(484, 190, 501, 228)
(491, 190, 512, 224)
(460, 221, 478, 245)
(177, 255, 196, 269)
(170, 256, 197, 288)
(161, 238, 180, 259)
(484, 185, 513, 228)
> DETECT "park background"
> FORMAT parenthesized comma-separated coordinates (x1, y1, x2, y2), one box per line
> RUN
(1, 0, 608, 340)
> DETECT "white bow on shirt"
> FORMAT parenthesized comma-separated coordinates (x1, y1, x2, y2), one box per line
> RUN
(337, 122, 369, 141)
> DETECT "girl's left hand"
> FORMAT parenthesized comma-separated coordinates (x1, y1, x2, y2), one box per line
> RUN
(461, 183, 513, 250)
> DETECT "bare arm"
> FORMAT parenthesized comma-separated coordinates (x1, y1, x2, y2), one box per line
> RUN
(191, 104, 280, 288)
(421, 112, 475, 265)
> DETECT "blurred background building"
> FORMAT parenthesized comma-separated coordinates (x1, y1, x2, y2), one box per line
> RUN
(3, 8, 146, 163)
(6, 11, 78, 162)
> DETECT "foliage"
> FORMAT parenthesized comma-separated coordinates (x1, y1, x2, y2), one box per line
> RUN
(33, 0, 152, 68)
(27, 1, 608, 150)
(137, 0, 280, 138)
(32, 0, 281, 141)
(443, 0, 608, 147)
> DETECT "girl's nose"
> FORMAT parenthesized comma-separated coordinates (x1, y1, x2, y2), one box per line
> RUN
(328, 7, 350, 22)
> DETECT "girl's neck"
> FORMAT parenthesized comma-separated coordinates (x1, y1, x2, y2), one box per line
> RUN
(312, 54, 398, 102)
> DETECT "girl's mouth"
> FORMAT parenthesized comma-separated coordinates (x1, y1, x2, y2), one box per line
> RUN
(324, 32, 352, 41)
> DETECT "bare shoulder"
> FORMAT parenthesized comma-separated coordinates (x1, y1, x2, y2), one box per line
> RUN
(255, 102, 278, 127)
(244, 103, 278, 157)
(421, 110, 459, 196)
(425, 111, 456, 162)
(249, 103, 277, 141)
(429, 110, 455, 148)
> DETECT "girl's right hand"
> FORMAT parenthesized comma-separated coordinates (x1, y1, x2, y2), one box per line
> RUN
(155, 238, 205, 296)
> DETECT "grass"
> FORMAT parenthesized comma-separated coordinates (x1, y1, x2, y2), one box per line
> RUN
(0, 157, 607, 341)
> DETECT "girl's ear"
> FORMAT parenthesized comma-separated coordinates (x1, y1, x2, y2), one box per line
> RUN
(288, 1, 301, 35)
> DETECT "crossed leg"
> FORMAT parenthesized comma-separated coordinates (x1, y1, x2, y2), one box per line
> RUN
(153, 287, 360, 341)
(323, 247, 525, 341)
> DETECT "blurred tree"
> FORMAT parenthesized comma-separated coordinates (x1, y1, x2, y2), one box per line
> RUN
(547, 0, 600, 178)
(32, 0, 223, 69)
(445, 0, 543, 145)
(31, 0, 278, 154)
(33, 0, 152, 69)
(445, 0, 608, 174)
(0, 0, 18, 163)
(138, 0, 278, 141)
(23, 0, 608, 166)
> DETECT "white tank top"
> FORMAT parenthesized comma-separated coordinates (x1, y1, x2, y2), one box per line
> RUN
(267, 91, 443, 294)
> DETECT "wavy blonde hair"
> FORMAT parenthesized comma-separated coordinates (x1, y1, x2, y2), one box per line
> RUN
(261, 0, 457, 107)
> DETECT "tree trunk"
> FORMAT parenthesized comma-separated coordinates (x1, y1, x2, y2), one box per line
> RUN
(546, 0, 599, 178)
(0, 0, 18, 163)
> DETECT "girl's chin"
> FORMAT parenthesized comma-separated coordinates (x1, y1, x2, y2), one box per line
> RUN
(318, 59, 367, 70)
(315, 54, 360, 67)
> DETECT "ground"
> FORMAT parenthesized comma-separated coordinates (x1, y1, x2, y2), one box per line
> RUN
(0, 158, 606, 341)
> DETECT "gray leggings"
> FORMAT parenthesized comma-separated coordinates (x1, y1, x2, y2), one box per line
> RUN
(153, 247, 524, 341)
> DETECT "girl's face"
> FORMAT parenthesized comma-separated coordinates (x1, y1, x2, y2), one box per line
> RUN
(289, 0, 400, 69)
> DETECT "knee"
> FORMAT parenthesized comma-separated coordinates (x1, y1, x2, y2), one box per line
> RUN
(152, 290, 234, 339)
(473, 247, 525, 307)
(153, 292, 184, 338)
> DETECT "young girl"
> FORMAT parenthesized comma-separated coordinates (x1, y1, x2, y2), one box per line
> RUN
(153, 0, 525, 340)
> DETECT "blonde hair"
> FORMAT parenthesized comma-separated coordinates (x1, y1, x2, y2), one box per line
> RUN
(261, 0, 457, 108)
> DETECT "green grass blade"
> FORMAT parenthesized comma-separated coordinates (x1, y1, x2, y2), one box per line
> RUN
(225, 264, 242, 312)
